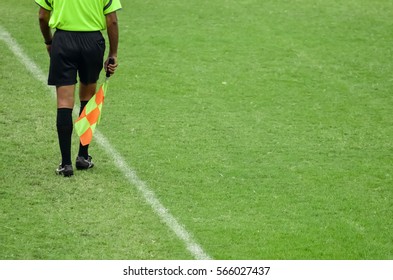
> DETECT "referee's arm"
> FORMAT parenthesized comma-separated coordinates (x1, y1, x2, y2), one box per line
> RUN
(38, 7, 52, 54)
(105, 11, 119, 74)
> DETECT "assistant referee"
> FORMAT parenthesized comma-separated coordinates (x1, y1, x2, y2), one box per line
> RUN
(35, 0, 122, 177)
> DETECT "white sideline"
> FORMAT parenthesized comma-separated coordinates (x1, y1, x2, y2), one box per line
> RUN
(0, 26, 211, 260)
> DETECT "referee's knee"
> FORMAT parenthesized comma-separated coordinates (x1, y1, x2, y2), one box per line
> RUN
(56, 85, 75, 108)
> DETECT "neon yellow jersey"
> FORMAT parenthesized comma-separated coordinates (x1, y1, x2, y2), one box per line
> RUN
(35, 0, 122, 31)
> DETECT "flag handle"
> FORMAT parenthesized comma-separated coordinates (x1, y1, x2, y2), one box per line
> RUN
(106, 57, 115, 78)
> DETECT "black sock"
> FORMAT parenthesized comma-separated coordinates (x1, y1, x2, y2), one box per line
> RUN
(56, 108, 73, 166)
(78, 101, 89, 159)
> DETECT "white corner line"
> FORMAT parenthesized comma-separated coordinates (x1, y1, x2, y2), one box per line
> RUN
(0, 25, 211, 260)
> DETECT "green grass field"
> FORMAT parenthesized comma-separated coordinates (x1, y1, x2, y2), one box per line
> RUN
(1, 0, 393, 260)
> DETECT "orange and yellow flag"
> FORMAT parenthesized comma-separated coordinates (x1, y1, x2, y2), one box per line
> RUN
(74, 81, 108, 146)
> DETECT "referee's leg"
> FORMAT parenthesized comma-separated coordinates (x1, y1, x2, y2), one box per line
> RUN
(56, 85, 75, 173)
(48, 30, 78, 176)
(76, 31, 104, 167)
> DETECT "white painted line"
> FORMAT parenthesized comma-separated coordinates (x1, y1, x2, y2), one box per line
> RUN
(0, 25, 211, 260)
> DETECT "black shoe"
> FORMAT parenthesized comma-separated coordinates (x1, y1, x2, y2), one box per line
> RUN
(56, 164, 74, 177)
(76, 155, 94, 170)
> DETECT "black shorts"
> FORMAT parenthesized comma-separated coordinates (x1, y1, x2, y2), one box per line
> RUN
(48, 30, 106, 86)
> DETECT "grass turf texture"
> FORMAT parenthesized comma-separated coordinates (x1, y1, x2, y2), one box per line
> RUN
(1, 0, 393, 259)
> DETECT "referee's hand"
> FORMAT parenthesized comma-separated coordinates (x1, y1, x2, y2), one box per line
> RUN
(104, 57, 118, 76)
(46, 44, 51, 56)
